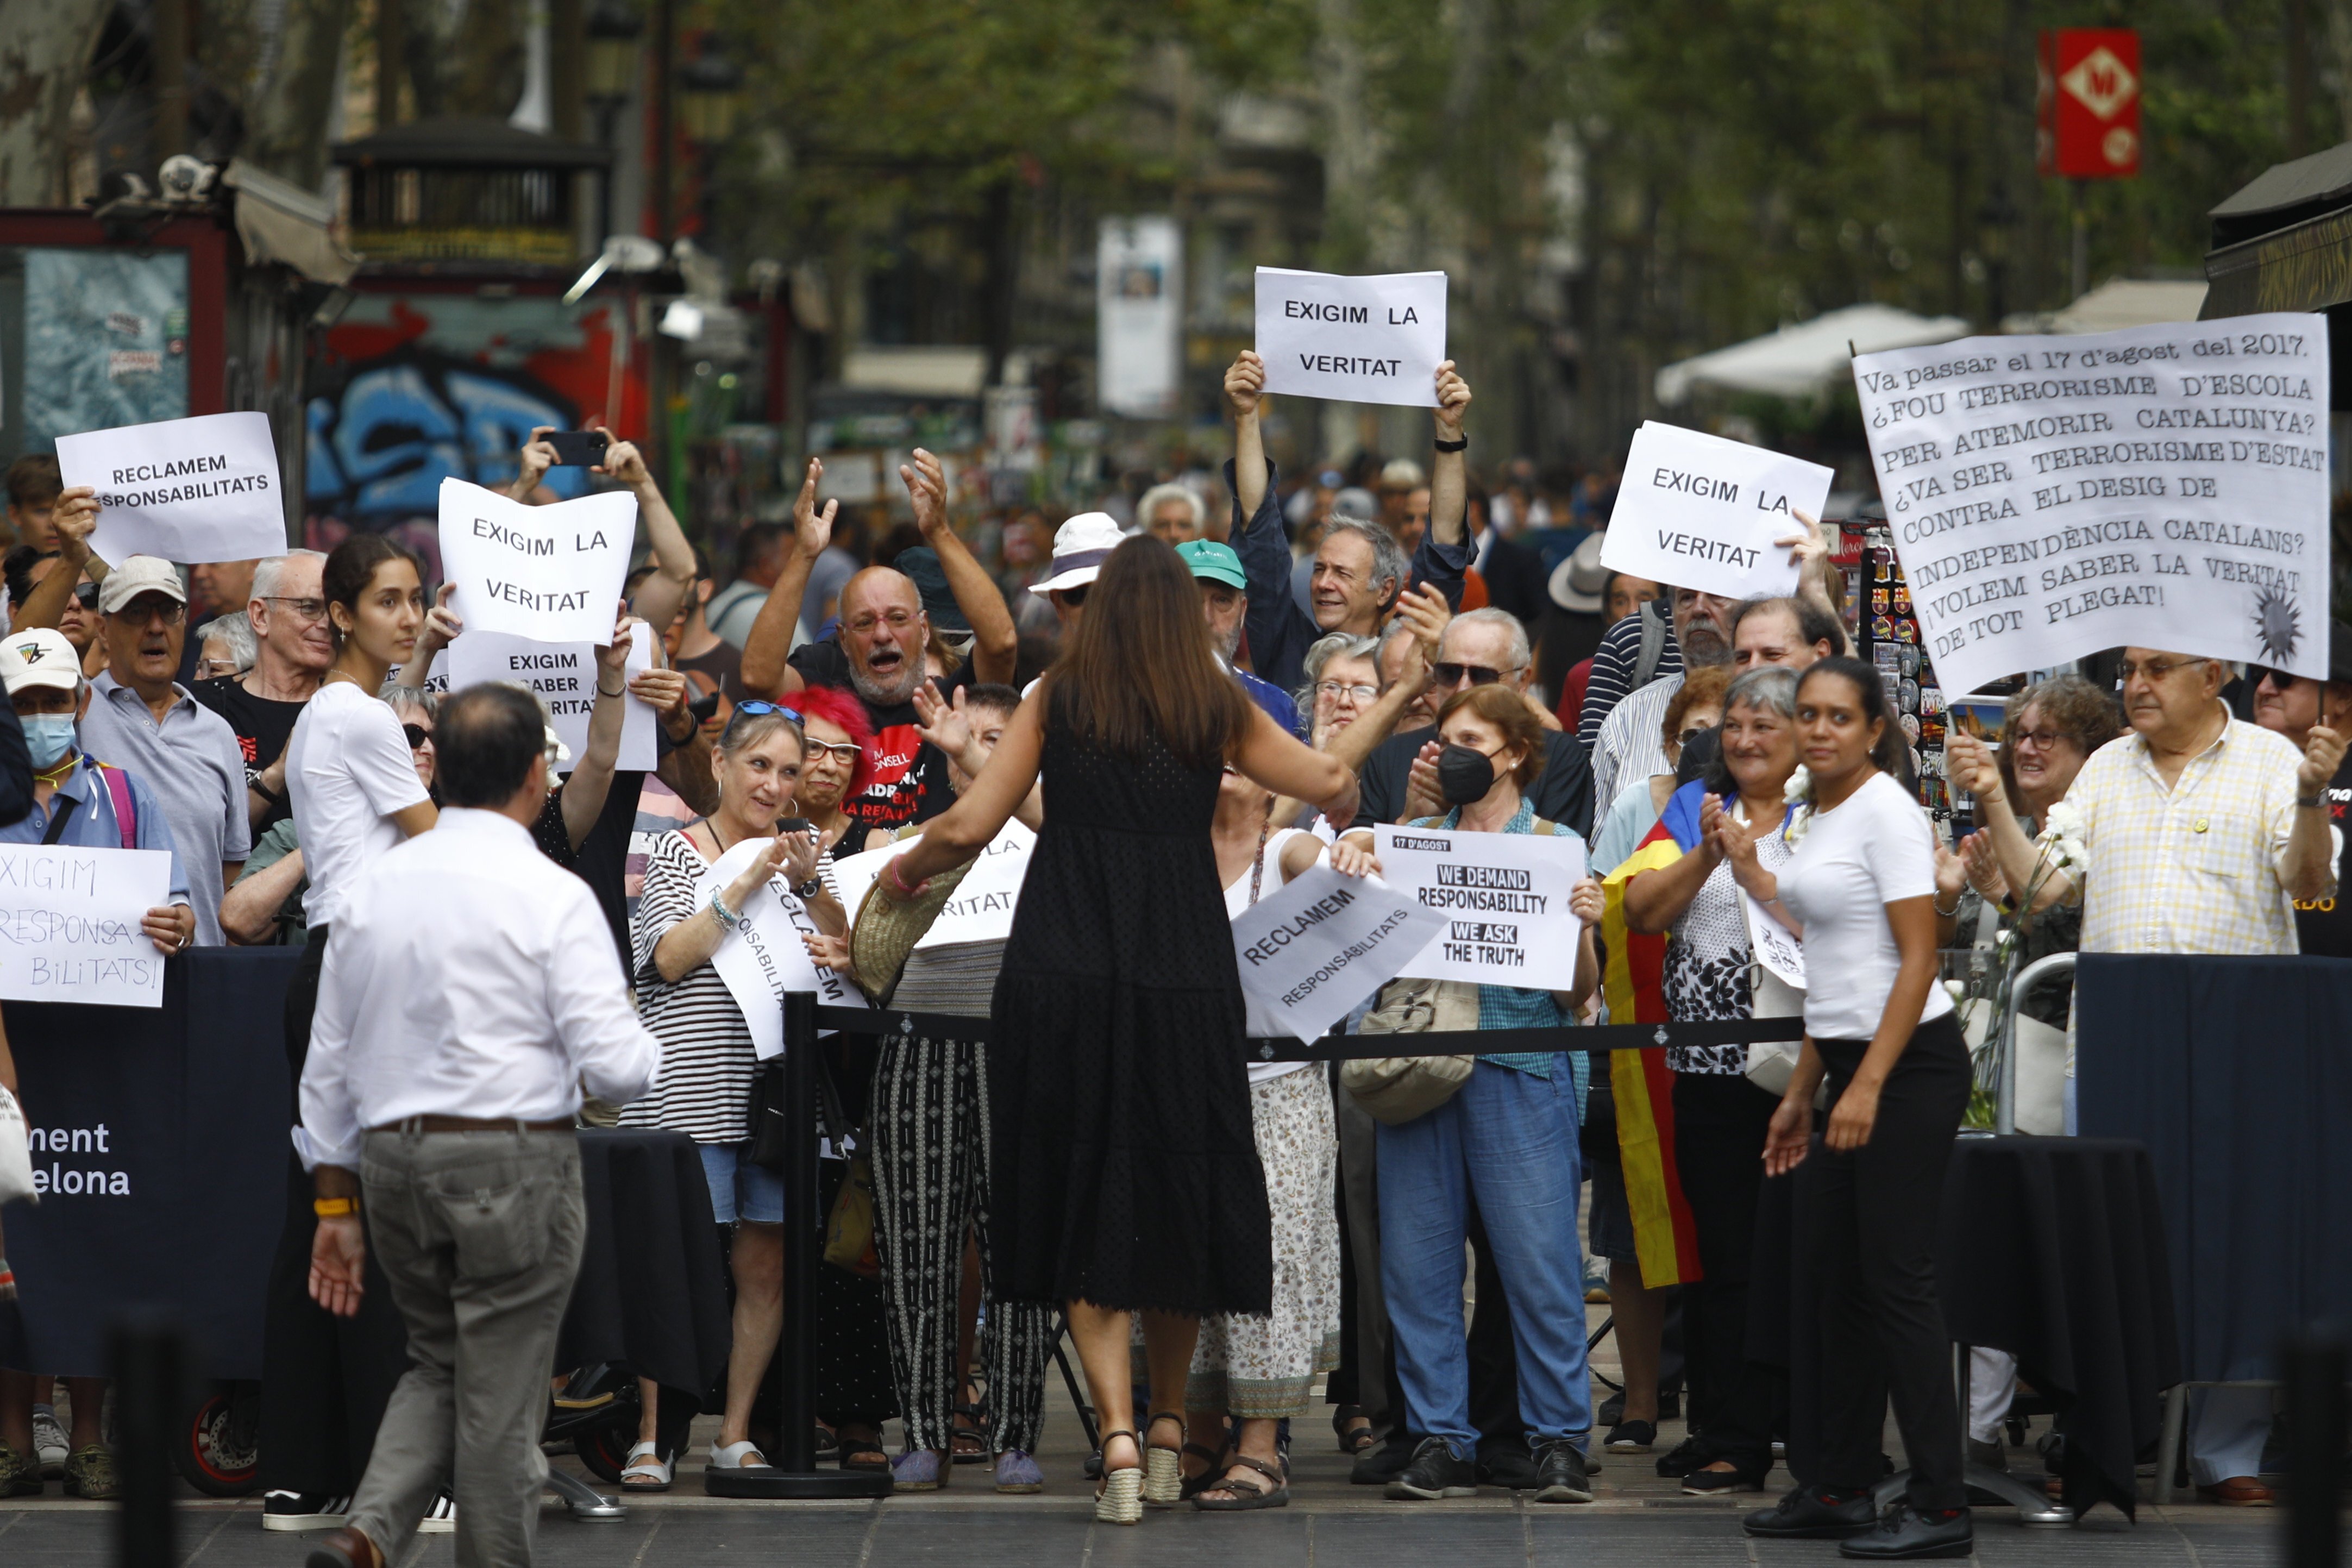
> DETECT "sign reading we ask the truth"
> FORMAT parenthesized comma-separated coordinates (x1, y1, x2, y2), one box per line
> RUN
(1255, 267, 1447, 408)
(436, 478, 637, 645)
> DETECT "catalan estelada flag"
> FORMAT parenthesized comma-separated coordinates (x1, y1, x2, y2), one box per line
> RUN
(1598, 780, 1707, 1288)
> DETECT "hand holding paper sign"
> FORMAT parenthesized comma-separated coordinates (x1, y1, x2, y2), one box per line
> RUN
(55, 411, 286, 566)
(1603, 424, 1833, 601)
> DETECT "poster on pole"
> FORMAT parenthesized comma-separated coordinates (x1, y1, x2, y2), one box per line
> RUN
(1098, 217, 1184, 418)
(1374, 824, 1588, 987)
(436, 477, 637, 644)
(1229, 867, 1446, 1042)
(698, 838, 867, 1061)
(1255, 268, 1447, 408)
(0, 845, 174, 1007)
(56, 411, 285, 565)
(1602, 422, 1831, 599)
(1852, 315, 2331, 697)
(445, 630, 656, 774)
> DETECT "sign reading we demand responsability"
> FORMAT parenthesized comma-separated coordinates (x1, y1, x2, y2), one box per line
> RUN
(1852, 314, 2331, 698)
(1255, 267, 1447, 407)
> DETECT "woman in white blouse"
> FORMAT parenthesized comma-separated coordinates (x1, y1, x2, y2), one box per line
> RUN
(1746, 657, 1970, 1558)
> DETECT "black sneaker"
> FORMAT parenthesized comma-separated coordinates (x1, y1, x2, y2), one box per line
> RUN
(1475, 1442, 1538, 1489)
(1838, 1503, 1973, 1559)
(1533, 1441, 1594, 1504)
(1604, 1419, 1656, 1453)
(1743, 1484, 1877, 1539)
(262, 1490, 354, 1532)
(1384, 1437, 1478, 1500)
(1351, 1430, 1418, 1486)
(1683, 1460, 1768, 1495)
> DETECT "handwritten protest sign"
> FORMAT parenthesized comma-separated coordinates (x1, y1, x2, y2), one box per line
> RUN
(446, 631, 655, 774)
(56, 412, 285, 565)
(1852, 314, 2331, 697)
(1602, 423, 1830, 600)
(698, 837, 867, 1060)
(1230, 867, 1446, 1043)
(913, 823, 1033, 950)
(1375, 824, 1588, 987)
(1745, 895, 1806, 990)
(1256, 267, 1446, 407)
(0, 845, 173, 1007)
(436, 477, 637, 644)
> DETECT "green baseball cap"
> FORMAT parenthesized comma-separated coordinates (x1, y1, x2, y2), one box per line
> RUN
(1176, 539, 1248, 591)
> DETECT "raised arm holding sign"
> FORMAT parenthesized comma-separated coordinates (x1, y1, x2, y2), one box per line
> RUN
(1602, 423, 1833, 602)
(435, 477, 637, 645)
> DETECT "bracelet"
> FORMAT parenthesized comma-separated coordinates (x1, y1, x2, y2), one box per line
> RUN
(313, 1197, 356, 1218)
(2298, 794, 2325, 809)
(708, 887, 744, 930)
(1433, 435, 1469, 453)
(598, 682, 626, 699)
(1932, 892, 1962, 917)
(882, 855, 930, 902)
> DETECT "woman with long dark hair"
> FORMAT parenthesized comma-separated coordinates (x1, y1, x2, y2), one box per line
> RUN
(877, 535, 1359, 1525)
(1743, 657, 1970, 1558)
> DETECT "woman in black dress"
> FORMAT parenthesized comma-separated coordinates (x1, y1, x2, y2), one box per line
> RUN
(877, 535, 1359, 1523)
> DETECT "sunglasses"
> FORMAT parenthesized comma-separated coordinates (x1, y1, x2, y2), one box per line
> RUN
(720, 699, 806, 740)
(2253, 667, 2302, 692)
(1433, 661, 1514, 687)
(402, 723, 434, 750)
(1057, 584, 1090, 607)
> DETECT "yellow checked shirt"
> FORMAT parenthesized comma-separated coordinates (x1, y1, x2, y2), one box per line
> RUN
(2068, 716, 2319, 956)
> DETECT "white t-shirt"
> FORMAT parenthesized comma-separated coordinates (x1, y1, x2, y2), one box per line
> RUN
(1224, 826, 1320, 1085)
(287, 680, 431, 928)
(1774, 770, 1955, 1043)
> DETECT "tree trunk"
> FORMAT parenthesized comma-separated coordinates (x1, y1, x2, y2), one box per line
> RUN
(243, 0, 354, 190)
(0, 0, 111, 205)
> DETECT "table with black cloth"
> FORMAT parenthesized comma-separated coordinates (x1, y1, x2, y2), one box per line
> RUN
(560, 1130, 732, 1406)
(1749, 1133, 2178, 1522)
(2074, 955, 2352, 1392)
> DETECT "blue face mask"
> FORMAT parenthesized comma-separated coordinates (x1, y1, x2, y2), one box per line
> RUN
(23, 714, 75, 769)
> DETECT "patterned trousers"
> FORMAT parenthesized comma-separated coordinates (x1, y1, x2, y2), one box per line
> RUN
(869, 1030, 1053, 1454)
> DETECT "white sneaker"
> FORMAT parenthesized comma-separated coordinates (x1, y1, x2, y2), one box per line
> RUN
(30, 1405, 66, 1479)
(417, 1490, 456, 1534)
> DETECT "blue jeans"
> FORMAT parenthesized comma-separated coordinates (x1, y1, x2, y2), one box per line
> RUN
(698, 1142, 785, 1225)
(1376, 1058, 1592, 1458)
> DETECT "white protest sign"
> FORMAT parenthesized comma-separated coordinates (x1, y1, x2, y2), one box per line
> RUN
(1852, 314, 2332, 697)
(823, 839, 904, 926)
(436, 476, 637, 644)
(386, 650, 449, 693)
(0, 845, 173, 1007)
(446, 631, 656, 775)
(697, 838, 866, 1060)
(57, 411, 285, 565)
(913, 822, 1033, 950)
(1603, 423, 1829, 600)
(1375, 824, 1588, 987)
(1230, 867, 1447, 1043)
(1255, 267, 1446, 408)
(1745, 895, 1806, 990)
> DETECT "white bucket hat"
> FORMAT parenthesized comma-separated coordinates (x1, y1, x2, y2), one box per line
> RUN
(1030, 512, 1127, 595)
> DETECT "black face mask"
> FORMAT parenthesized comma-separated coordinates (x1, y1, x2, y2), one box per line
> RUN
(1437, 744, 1497, 806)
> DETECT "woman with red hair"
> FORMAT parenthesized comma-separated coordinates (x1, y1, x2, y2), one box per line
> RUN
(788, 685, 883, 857)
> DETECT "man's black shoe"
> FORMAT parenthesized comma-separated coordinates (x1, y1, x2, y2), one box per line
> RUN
(1596, 1391, 1625, 1426)
(1476, 1441, 1538, 1489)
(1350, 1429, 1418, 1485)
(1384, 1437, 1478, 1500)
(1533, 1441, 1594, 1504)
(1655, 1435, 1711, 1478)
(1838, 1503, 1973, 1559)
(1743, 1484, 1877, 1538)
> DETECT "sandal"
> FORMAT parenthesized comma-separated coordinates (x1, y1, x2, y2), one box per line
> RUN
(1333, 1406, 1377, 1456)
(706, 1439, 768, 1472)
(619, 1441, 671, 1492)
(1141, 1412, 1186, 1506)
(1191, 1453, 1289, 1511)
(1178, 1439, 1232, 1503)
(838, 1433, 889, 1471)
(1095, 1430, 1143, 1525)
(950, 1391, 990, 1466)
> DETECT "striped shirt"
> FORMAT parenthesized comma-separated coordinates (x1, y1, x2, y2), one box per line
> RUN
(1590, 673, 1683, 825)
(1577, 606, 1683, 746)
(620, 829, 757, 1144)
(2069, 716, 2319, 957)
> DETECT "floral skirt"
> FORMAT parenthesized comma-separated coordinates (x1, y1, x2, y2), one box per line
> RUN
(1185, 1068, 1343, 1419)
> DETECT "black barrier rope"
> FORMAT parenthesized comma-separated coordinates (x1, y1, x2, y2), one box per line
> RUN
(814, 1004, 1804, 1060)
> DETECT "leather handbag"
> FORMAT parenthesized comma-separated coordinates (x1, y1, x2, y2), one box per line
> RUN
(1341, 975, 1479, 1125)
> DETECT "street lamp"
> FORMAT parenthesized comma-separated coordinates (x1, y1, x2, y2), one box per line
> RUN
(586, 0, 644, 107)
(679, 47, 746, 146)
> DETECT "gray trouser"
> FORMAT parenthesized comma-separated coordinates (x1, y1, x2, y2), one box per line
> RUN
(1337, 1084, 1393, 1429)
(348, 1128, 586, 1568)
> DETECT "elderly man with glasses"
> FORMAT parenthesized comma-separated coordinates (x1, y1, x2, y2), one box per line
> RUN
(188, 550, 334, 836)
(1952, 643, 2345, 1508)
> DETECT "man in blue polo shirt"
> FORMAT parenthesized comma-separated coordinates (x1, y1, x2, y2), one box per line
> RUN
(1177, 539, 1300, 734)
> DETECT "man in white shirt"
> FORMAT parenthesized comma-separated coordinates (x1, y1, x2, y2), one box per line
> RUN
(298, 683, 660, 1568)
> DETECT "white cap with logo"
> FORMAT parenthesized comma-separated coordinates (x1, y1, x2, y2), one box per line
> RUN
(0, 629, 84, 695)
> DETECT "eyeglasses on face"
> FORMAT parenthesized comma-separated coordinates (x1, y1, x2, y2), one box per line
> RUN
(805, 739, 862, 766)
(115, 595, 186, 625)
(1676, 725, 1712, 746)
(402, 723, 435, 751)
(72, 584, 99, 609)
(1316, 680, 1378, 701)
(2253, 667, 2303, 692)
(2010, 727, 2069, 751)
(2115, 656, 2200, 684)
(1432, 661, 1517, 687)
(261, 596, 329, 620)
(845, 609, 919, 634)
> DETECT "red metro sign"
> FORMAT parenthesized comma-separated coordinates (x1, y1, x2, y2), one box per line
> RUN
(2037, 29, 2142, 179)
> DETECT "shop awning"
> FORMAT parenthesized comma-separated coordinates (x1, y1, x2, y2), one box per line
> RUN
(1654, 302, 1969, 405)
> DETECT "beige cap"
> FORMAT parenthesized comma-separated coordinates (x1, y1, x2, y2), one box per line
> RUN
(97, 555, 188, 616)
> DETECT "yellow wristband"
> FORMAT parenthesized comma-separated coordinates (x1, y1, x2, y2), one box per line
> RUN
(312, 1196, 356, 1218)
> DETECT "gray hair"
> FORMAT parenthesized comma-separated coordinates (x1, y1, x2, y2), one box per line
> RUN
(1722, 664, 1800, 722)
(1134, 482, 1206, 534)
(379, 680, 438, 720)
(202, 610, 258, 670)
(1298, 631, 1382, 710)
(1441, 606, 1532, 674)
(716, 705, 805, 761)
(251, 549, 328, 605)
(1321, 517, 1409, 608)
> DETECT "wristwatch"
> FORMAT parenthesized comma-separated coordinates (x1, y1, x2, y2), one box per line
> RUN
(793, 877, 825, 901)
(246, 766, 285, 807)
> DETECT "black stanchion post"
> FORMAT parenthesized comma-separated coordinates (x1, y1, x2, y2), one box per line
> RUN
(111, 1309, 185, 1568)
(704, 989, 890, 1499)
(2284, 1328, 2347, 1568)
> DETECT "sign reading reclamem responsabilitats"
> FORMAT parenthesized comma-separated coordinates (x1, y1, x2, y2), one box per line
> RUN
(436, 477, 637, 645)
(1228, 867, 1446, 1043)
(1375, 824, 1588, 988)
(0, 844, 174, 1008)
(1255, 267, 1447, 407)
(1852, 314, 2331, 699)
(1601, 422, 1832, 601)
(55, 411, 285, 566)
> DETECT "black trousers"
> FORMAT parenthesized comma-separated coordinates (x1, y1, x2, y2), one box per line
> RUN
(1802, 1014, 1971, 1511)
(1672, 1072, 1785, 1470)
(258, 926, 412, 1495)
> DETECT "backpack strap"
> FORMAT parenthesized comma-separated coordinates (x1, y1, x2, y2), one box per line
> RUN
(96, 763, 137, 850)
(1631, 599, 1669, 691)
